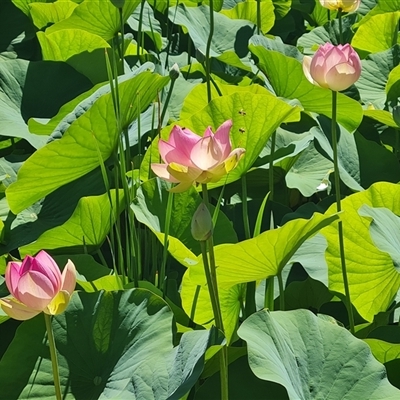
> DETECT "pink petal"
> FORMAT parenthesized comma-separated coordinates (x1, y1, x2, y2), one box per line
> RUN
(33, 251, 62, 289)
(168, 125, 200, 159)
(325, 62, 358, 91)
(310, 53, 330, 88)
(324, 46, 347, 74)
(61, 260, 76, 295)
(302, 56, 318, 86)
(0, 298, 41, 321)
(203, 127, 214, 138)
(15, 271, 56, 310)
(190, 136, 223, 171)
(214, 120, 233, 159)
(151, 163, 180, 183)
(159, 139, 193, 167)
(5, 262, 22, 297)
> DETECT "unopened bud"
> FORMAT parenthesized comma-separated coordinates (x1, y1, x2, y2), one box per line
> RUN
(110, 0, 125, 9)
(191, 203, 213, 242)
(393, 106, 400, 128)
(169, 63, 180, 81)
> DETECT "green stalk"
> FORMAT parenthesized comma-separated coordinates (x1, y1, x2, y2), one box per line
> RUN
(264, 277, 274, 310)
(331, 90, 355, 333)
(160, 190, 174, 293)
(242, 176, 256, 317)
(160, 78, 176, 126)
(44, 314, 62, 400)
(201, 183, 228, 400)
(277, 271, 285, 311)
(268, 131, 276, 201)
(338, 8, 343, 45)
(205, 0, 215, 103)
(137, 0, 145, 57)
(256, 0, 261, 35)
(118, 7, 125, 73)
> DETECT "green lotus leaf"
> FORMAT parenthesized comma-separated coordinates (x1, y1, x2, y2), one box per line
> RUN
(190, 212, 339, 288)
(352, 12, 400, 55)
(37, 29, 111, 61)
(141, 91, 299, 189)
(249, 44, 363, 131)
(6, 71, 169, 214)
(19, 190, 123, 256)
(47, 0, 141, 40)
(322, 182, 400, 322)
(29, 1, 78, 28)
(238, 309, 400, 399)
(0, 289, 221, 399)
(220, 0, 275, 34)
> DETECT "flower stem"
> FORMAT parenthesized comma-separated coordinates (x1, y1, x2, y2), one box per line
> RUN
(277, 271, 285, 311)
(264, 276, 274, 310)
(338, 8, 343, 44)
(44, 313, 62, 400)
(160, 189, 174, 294)
(331, 90, 355, 334)
(242, 176, 256, 317)
(205, 0, 215, 103)
(256, 0, 261, 35)
(201, 183, 228, 400)
(269, 131, 276, 201)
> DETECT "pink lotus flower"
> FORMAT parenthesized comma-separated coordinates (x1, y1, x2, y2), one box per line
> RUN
(0, 251, 76, 320)
(319, 0, 360, 12)
(303, 43, 361, 92)
(151, 120, 245, 192)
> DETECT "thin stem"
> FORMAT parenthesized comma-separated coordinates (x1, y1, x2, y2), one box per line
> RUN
(242, 176, 256, 317)
(331, 90, 355, 334)
(241, 176, 251, 240)
(205, 0, 215, 103)
(256, 0, 261, 35)
(190, 285, 201, 321)
(338, 8, 343, 45)
(201, 183, 228, 400)
(160, 78, 176, 126)
(264, 276, 274, 310)
(277, 272, 285, 311)
(44, 314, 62, 400)
(137, 0, 145, 57)
(118, 8, 125, 74)
(268, 131, 276, 201)
(160, 190, 174, 293)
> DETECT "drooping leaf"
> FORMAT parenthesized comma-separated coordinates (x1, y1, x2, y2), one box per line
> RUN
(19, 190, 124, 256)
(6, 71, 169, 214)
(238, 309, 400, 399)
(190, 212, 339, 288)
(37, 29, 111, 61)
(0, 289, 221, 399)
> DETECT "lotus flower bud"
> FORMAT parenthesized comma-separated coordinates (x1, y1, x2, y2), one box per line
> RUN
(0, 251, 76, 320)
(303, 43, 361, 92)
(191, 203, 213, 242)
(393, 106, 400, 128)
(319, 0, 360, 12)
(169, 63, 180, 81)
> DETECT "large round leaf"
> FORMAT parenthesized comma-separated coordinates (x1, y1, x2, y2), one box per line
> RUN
(322, 182, 400, 322)
(0, 289, 220, 399)
(141, 91, 298, 189)
(238, 309, 400, 399)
